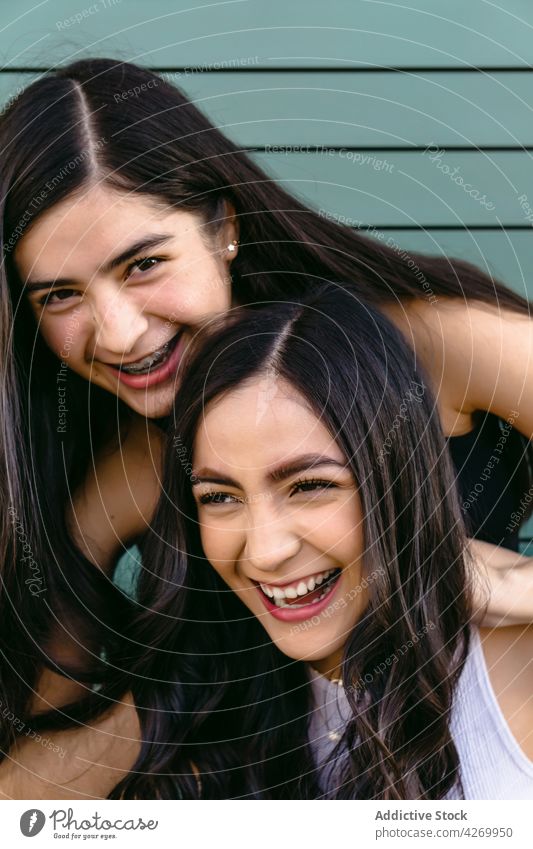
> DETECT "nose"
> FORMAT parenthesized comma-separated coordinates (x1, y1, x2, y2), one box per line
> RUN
(243, 512, 301, 575)
(91, 291, 149, 358)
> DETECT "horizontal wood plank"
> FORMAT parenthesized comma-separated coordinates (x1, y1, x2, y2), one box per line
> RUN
(252, 150, 533, 226)
(1, 1, 533, 70)
(366, 230, 533, 299)
(3, 71, 533, 149)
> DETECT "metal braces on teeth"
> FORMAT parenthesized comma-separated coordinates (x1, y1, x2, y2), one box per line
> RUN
(120, 335, 176, 374)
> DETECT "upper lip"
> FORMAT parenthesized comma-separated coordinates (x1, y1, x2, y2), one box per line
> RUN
(103, 331, 180, 367)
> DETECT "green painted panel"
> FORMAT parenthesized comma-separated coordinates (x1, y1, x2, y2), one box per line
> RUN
(172, 71, 533, 148)
(522, 515, 533, 539)
(3, 70, 533, 148)
(113, 544, 141, 597)
(520, 512, 533, 551)
(252, 151, 533, 226)
(1, 0, 533, 69)
(368, 231, 533, 300)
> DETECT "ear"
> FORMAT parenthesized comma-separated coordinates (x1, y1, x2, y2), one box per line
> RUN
(220, 199, 239, 261)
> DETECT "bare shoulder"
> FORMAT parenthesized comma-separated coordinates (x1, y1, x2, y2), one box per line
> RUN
(383, 298, 533, 437)
(398, 298, 531, 360)
(479, 625, 533, 760)
(0, 694, 140, 800)
(68, 416, 165, 570)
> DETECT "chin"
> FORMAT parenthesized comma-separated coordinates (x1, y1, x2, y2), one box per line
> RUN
(125, 388, 175, 419)
(273, 632, 343, 665)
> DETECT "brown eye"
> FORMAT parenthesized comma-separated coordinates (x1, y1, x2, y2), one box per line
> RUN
(199, 491, 240, 505)
(136, 257, 159, 272)
(38, 289, 78, 306)
(290, 479, 337, 496)
(126, 256, 165, 277)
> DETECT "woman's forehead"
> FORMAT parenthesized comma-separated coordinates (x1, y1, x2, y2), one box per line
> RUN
(14, 186, 199, 281)
(194, 380, 344, 475)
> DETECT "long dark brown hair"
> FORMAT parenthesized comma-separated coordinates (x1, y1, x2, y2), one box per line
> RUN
(0, 58, 529, 756)
(111, 284, 473, 799)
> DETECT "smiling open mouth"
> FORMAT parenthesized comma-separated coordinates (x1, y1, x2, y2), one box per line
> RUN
(117, 330, 182, 375)
(258, 568, 342, 609)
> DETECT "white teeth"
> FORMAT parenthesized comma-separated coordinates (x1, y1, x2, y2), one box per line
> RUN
(272, 587, 331, 609)
(260, 568, 340, 606)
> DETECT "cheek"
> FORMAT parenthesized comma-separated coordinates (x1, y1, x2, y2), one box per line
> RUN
(308, 503, 363, 565)
(38, 315, 86, 361)
(199, 522, 239, 581)
(165, 260, 232, 318)
(338, 528, 364, 571)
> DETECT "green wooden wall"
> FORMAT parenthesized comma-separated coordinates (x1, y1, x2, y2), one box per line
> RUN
(1, 0, 532, 546)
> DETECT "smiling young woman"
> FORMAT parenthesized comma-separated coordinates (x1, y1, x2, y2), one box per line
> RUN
(111, 286, 533, 800)
(16, 188, 237, 421)
(0, 57, 532, 789)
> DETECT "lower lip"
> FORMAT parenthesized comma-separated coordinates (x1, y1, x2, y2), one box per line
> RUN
(106, 332, 186, 390)
(256, 573, 343, 623)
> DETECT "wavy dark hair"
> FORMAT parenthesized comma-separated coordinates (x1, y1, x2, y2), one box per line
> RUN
(111, 285, 473, 799)
(0, 57, 528, 756)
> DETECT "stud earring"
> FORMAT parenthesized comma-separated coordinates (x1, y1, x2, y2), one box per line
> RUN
(227, 240, 238, 252)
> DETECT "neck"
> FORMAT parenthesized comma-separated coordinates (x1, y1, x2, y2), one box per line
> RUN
(309, 649, 343, 682)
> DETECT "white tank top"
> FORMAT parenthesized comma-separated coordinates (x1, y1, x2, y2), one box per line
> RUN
(308, 627, 533, 799)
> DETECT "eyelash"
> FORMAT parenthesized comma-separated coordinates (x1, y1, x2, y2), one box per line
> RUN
(37, 255, 165, 306)
(291, 477, 337, 495)
(125, 255, 165, 278)
(38, 288, 76, 307)
(199, 492, 236, 505)
(198, 478, 337, 505)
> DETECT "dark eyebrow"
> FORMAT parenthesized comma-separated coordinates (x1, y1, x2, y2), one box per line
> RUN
(191, 455, 347, 488)
(268, 454, 347, 482)
(24, 233, 174, 294)
(192, 473, 242, 489)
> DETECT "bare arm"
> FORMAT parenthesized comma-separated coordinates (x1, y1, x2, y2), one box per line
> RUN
(67, 415, 164, 572)
(388, 301, 533, 622)
(36, 416, 165, 706)
(0, 694, 140, 800)
(388, 299, 533, 439)
(469, 539, 533, 627)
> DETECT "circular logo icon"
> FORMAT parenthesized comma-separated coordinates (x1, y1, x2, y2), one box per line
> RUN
(20, 809, 46, 837)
